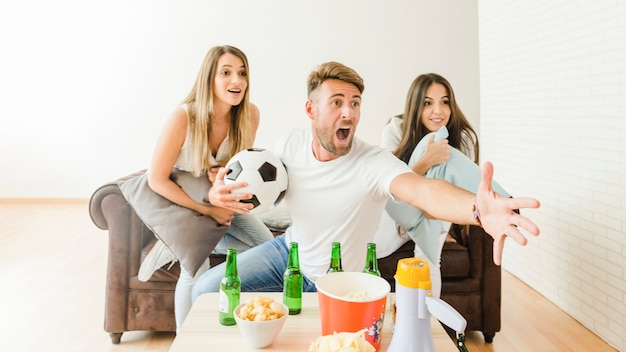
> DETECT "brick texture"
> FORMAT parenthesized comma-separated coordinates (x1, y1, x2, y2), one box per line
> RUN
(478, 1, 626, 350)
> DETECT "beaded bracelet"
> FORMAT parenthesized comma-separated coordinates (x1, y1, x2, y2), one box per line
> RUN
(472, 198, 482, 227)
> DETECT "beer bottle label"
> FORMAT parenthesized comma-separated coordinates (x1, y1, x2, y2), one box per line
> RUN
(219, 289, 229, 313)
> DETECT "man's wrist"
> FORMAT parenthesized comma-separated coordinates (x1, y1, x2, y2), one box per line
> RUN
(472, 197, 482, 227)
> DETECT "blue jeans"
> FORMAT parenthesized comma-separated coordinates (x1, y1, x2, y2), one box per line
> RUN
(191, 234, 317, 302)
(214, 213, 275, 254)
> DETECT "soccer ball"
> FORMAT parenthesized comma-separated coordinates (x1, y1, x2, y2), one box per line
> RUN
(224, 148, 288, 215)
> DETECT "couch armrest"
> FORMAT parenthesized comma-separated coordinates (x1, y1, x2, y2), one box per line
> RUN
(89, 170, 146, 230)
(89, 170, 152, 334)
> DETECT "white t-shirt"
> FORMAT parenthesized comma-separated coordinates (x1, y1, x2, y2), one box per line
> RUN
(381, 116, 404, 151)
(374, 116, 412, 257)
(273, 129, 411, 282)
(373, 206, 411, 258)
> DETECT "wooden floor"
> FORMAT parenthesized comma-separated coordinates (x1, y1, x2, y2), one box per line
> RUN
(0, 202, 618, 352)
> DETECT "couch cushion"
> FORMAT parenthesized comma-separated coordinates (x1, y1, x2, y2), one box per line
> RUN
(256, 202, 292, 232)
(440, 242, 470, 278)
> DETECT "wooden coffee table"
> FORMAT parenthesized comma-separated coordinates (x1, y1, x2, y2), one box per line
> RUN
(169, 292, 456, 351)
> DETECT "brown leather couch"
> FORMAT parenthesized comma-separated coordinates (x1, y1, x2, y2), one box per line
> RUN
(89, 171, 500, 344)
(89, 170, 225, 344)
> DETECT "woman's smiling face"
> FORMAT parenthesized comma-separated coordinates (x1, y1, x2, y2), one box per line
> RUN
(420, 83, 451, 132)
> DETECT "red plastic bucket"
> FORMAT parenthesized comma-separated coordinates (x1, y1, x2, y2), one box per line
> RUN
(316, 272, 391, 351)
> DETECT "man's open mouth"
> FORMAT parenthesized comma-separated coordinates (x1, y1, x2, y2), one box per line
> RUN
(336, 128, 350, 141)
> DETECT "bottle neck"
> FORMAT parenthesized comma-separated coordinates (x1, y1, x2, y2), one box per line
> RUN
(328, 243, 343, 272)
(225, 249, 237, 277)
(363, 244, 379, 275)
(287, 245, 300, 269)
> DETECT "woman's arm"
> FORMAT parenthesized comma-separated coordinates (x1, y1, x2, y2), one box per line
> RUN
(147, 107, 234, 225)
(409, 134, 450, 175)
(381, 117, 450, 175)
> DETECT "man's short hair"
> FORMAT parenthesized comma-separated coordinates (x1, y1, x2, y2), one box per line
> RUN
(307, 61, 365, 98)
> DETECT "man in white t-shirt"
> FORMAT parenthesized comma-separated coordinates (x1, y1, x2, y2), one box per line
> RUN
(191, 61, 540, 297)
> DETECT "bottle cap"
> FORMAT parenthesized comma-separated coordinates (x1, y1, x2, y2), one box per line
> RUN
(394, 258, 431, 289)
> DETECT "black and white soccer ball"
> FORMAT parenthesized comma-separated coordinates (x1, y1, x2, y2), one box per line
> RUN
(224, 148, 288, 215)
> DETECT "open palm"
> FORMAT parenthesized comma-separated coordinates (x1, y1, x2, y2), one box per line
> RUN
(475, 161, 541, 265)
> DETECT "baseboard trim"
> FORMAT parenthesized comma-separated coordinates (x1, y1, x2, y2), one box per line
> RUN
(0, 198, 89, 204)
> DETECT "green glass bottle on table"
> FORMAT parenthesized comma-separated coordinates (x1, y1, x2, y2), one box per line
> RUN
(219, 248, 240, 326)
(362, 242, 381, 276)
(326, 242, 343, 273)
(283, 242, 303, 315)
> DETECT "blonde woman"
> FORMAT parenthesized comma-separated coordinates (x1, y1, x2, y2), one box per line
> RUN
(120, 45, 273, 330)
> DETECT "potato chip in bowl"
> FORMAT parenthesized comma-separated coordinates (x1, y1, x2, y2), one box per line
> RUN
(237, 296, 286, 321)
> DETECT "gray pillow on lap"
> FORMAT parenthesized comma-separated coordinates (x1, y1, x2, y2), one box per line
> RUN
(119, 169, 227, 277)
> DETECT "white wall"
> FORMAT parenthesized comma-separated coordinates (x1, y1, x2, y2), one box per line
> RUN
(479, 1, 626, 350)
(0, 0, 479, 198)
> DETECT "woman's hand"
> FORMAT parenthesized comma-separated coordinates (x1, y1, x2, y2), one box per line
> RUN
(475, 161, 541, 265)
(204, 206, 236, 226)
(422, 134, 451, 166)
(208, 167, 255, 214)
(412, 134, 451, 175)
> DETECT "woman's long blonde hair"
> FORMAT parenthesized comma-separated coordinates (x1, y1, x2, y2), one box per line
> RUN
(182, 45, 254, 176)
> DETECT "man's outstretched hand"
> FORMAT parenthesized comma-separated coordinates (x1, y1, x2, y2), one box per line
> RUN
(475, 161, 541, 265)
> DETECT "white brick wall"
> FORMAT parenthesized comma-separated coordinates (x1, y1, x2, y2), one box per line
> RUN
(479, 1, 626, 350)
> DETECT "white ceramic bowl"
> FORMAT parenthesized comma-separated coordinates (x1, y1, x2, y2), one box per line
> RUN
(234, 301, 289, 348)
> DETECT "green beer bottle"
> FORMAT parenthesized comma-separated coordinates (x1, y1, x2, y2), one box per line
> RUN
(326, 242, 344, 273)
(219, 248, 240, 326)
(362, 242, 381, 276)
(283, 242, 303, 315)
